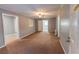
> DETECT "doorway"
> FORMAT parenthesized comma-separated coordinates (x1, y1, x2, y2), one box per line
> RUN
(2, 13, 19, 45)
(43, 20, 48, 32)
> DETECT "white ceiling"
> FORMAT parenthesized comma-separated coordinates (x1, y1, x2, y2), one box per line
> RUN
(0, 4, 60, 18)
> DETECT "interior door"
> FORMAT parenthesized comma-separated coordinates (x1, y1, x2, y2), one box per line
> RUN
(60, 5, 71, 54)
(38, 20, 43, 31)
(69, 6, 79, 53)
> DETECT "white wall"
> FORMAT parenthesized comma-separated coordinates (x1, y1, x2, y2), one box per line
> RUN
(48, 18, 56, 33)
(19, 16, 35, 38)
(0, 8, 36, 47)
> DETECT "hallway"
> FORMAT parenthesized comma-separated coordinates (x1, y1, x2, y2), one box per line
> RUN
(0, 32, 64, 54)
(0, 4, 79, 54)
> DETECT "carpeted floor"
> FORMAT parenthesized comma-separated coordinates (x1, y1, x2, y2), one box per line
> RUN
(0, 32, 64, 54)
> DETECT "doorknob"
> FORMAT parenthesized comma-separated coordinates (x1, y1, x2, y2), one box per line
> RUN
(68, 36, 70, 39)
(66, 36, 71, 43)
(66, 39, 71, 43)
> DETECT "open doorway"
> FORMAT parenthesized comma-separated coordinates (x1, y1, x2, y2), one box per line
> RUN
(2, 13, 19, 45)
(43, 20, 48, 32)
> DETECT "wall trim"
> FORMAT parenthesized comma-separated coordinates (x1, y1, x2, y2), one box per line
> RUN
(0, 45, 5, 48)
(59, 39, 66, 54)
(20, 31, 35, 39)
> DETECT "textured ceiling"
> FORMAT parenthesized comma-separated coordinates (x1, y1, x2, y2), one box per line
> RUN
(0, 4, 60, 18)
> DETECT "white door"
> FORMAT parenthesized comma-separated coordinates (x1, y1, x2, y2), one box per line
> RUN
(69, 9, 79, 53)
(60, 5, 71, 53)
(38, 20, 43, 31)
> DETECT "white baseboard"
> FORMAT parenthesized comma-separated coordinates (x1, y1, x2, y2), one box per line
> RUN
(20, 32, 35, 39)
(0, 45, 5, 48)
(59, 40, 66, 54)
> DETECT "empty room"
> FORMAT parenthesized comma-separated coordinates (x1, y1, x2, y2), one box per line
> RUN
(0, 4, 79, 54)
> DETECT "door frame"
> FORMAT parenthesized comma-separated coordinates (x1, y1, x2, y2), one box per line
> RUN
(38, 20, 43, 31)
(2, 13, 20, 44)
